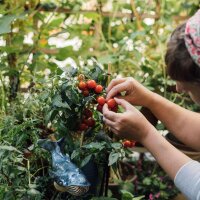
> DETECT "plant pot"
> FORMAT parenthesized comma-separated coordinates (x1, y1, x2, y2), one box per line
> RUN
(165, 133, 200, 161)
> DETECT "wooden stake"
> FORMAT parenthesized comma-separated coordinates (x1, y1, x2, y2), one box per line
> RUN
(80, 131, 84, 147)
(107, 63, 111, 86)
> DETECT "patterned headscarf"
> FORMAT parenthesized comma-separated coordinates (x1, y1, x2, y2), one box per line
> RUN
(185, 10, 200, 67)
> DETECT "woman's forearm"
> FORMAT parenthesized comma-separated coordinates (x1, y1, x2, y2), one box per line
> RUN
(145, 93, 200, 151)
(141, 128, 191, 179)
(142, 129, 200, 200)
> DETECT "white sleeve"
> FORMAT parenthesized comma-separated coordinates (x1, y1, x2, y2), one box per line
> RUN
(174, 160, 200, 200)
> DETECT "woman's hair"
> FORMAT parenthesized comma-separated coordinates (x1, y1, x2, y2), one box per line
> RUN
(165, 23, 200, 82)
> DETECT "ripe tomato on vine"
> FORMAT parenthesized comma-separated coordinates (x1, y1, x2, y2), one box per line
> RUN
(123, 140, 136, 148)
(107, 99, 116, 109)
(78, 81, 87, 90)
(97, 96, 106, 106)
(95, 85, 103, 93)
(87, 80, 97, 89)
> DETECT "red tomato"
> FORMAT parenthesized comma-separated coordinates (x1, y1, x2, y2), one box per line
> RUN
(97, 96, 106, 106)
(123, 140, 132, 148)
(130, 140, 136, 147)
(111, 105, 118, 112)
(79, 123, 88, 131)
(87, 80, 97, 89)
(83, 109, 93, 118)
(123, 140, 136, 148)
(78, 81, 87, 90)
(86, 117, 95, 127)
(95, 85, 103, 93)
(82, 90, 89, 97)
(107, 98, 116, 109)
(97, 104, 103, 113)
(82, 118, 88, 124)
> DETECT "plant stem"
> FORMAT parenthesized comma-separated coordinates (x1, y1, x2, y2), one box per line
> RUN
(80, 131, 84, 147)
(130, 0, 143, 30)
(30, 166, 48, 180)
(108, 3, 119, 44)
(27, 160, 31, 185)
(104, 163, 110, 197)
(0, 72, 6, 113)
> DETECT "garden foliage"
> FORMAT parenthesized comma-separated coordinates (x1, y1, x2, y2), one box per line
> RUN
(0, 0, 199, 199)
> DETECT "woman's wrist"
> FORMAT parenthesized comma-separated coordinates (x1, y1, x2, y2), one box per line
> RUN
(140, 125, 158, 146)
(142, 90, 157, 108)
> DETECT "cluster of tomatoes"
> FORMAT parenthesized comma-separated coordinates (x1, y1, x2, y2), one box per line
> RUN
(79, 108, 96, 131)
(78, 78, 103, 97)
(77, 74, 118, 131)
(122, 140, 136, 148)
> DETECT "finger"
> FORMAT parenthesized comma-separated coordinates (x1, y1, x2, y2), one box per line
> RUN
(103, 117, 115, 127)
(114, 98, 133, 111)
(106, 78, 126, 94)
(103, 103, 119, 121)
(110, 127, 118, 135)
(106, 81, 129, 100)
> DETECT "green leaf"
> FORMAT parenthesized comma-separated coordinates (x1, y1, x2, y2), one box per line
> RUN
(98, 54, 117, 65)
(83, 142, 106, 150)
(71, 150, 80, 160)
(0, 14, 25, 35)
(0, 145, 22, 154)
(52, 94, 71, 109)
(121, 190, 134, 200)
(56, 46, 75, 60)
(108, 152, 120, 166)
(80, 154, 92, 167)
(45, 109, 58, 123)
(132, 196, 145, 200)
(143, 177, 151, 185)
(27, 188, 41, 195)
(111, 143, 122, 150)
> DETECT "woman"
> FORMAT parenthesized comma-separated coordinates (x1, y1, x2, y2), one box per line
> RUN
(103, 10, 200, 200)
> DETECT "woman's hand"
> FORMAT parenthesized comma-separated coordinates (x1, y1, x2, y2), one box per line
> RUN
(106, 77, 154, 107)
(103, 98, 156, 143)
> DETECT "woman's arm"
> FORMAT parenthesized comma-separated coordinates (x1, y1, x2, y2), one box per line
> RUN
(147, 93, 200, 151)
(141, 127, 191, 179)
(143, 129, 200, 200)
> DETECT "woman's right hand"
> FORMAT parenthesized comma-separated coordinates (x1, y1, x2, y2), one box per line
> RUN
(106, 77, 154, 107)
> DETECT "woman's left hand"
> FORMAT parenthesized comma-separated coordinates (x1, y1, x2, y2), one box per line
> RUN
(103, 98, 155, 142)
